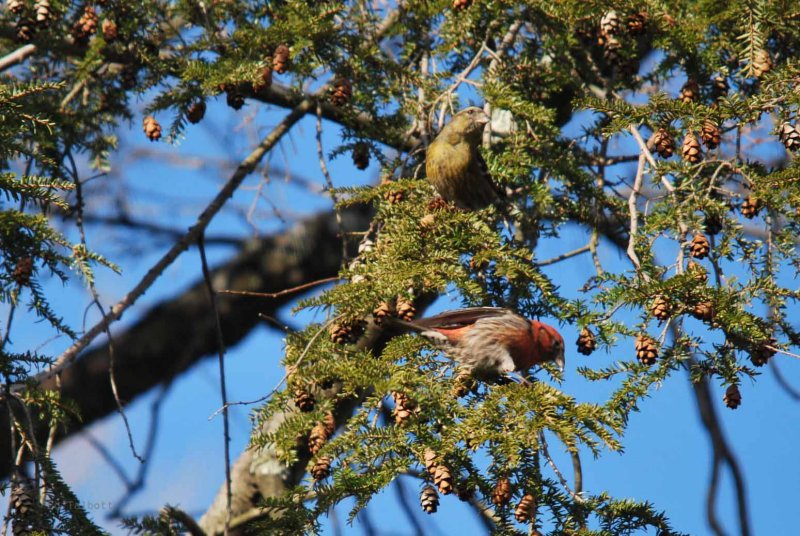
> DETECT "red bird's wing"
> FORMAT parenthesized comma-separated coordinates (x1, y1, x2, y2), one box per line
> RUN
(412, 307, 511, 329)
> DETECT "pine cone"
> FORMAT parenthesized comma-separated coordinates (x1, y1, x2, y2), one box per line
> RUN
(690, 233, 710, 259)
(383, 186, 404, 204)
(491, 476, 512, 507)
(576, 327, 597, 356)
(186, 101, 206, 124)
(686, 260, 708, 283)
(455, 482, 475, 502)
(515, 493, 536, 523)
(723, 385, 741, 409)
(330, 77, 352, 107)
(13, 257, 33, 286)
(701, 120, 721, 149)
(599, 10, 621, 37)
(423, 448, 438, 474)
(121, 65, 138, 90)
(712, 74, 729, 99)
(396, 296, 416, 321)
(653, 128, 675, 158)
(34, 0, 50, 27)
(750, 338, 776, 367)
(329, 319, 365, 344)
(650, 295, 671, 321)
(741, 196, 759, 219)
(602, 36, 622, 64)
(143, 115, 162, 141)
(10, 474, 44, 535)
(433, 464, 453, 495)
(392, 391, 419, 425)
(452, 370, 477, 397)
(101, 18, 117, 40)
(691, 301, 715, 323)
(679, 79, 700, 103)
(704, 212, 723, 235)
(253, 66, 272, 92)
(7, 0, 24, 15)
(226, 89, 244, 110)
(626, 11, 648, 35)
(426, 196, 450, 212)
(752, 49, 772, 77)
(778, 122, 800, 152)
(372, 301, 392, 325)
(308, 412, 335, 455)
(452, 0, 471, 11)
(272, 44, 290, 74)
(311, 455, 332, 481)
(15, 18, 36, 43)
(682, 132, 702, 163)
(294, 385, 315, 412)
(635, 334, 658, 365)
(352, 142, 370, 170)
(73, 5, 98, 42)
(420, 485, 439, 514)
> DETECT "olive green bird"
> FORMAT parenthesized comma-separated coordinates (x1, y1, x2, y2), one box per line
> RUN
(425, 107, 504, 211)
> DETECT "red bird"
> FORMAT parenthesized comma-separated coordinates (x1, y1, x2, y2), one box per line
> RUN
(390, 307, 565, 379)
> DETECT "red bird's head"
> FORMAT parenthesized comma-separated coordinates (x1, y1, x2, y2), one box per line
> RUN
(530, 320, 565, 371)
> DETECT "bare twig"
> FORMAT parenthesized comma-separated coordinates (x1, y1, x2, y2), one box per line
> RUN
(218, 277, 339, 299)
(0, 44, 36, 72)
(536, 245, 591, 267)
(539, 432, 583, 502)
(316, 103, 347, 262)
(626, 152, 646, 272)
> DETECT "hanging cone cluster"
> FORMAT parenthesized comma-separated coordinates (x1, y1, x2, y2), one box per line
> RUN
(635, 334, 658, 365)
(330, 77, 353, 106)
(752, 49, 772, 77)
(750, 338, 776, 367)
(653, 128, 675, 158)
(452, 0, 471, 11)
(311, 455, 332, 481)
(741, 196, 759, 219)
(294, 384, 315, 412)
(650, 295, 671, 321)
(420, 485, 439, 514)
(514, 493, 536, 523)
(682, 133, 702, 163)
(491, 476, 512, 507)
(422, 449, 453, 495)
(691, 301, 715, 323)
(679, 79, 700, 103)
(101, 18, 117, 40)
(186, 101, 206, 124)
(272, 44, 290, 74)
(328, 319, 365, 344)
(452, 370, 477, 397)
(778, 122, 800, 151)
(253, 65, 272, 92)
(34, 0, 50, 27)
(396, 296, 416, 321)
(13, 257, 33, 286)
(701, 120, 721, 149)
(576, 327, 596, 355)
(723, 385, 742, 409)
(143, 115, 162, 141)
(308, 412, 335, 455)
(690, 233, 710, 259)
(686, 260, 708, 283)
(352, 142, 370, 170)
(392, 391, 419, 425)
(73, 5, 98, 42)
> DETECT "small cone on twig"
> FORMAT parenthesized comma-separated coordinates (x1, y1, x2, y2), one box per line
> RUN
(691, 301, 715, 323)
(73, 5, 98, 42)
(599, 10, 621, 37)
(704, 212, 723, 235)
(650, 295, 671, 321)
(427, 196, 450, 212)
(778, 122, 800, 152)
(626, 12, 648, 35)
(712, 74, 729, 99)
(750, 338, 776, 367)
(101, 18, 117, 40)
(679, 79, 700, 103)
(682, 132, 702, 163)
(701, 120, 721, 149)
(272, 44, 290, 74)
(253, 66, 272, 92)
(396, 296, 416, 321)
(635, 334, 658, 365)
(226, 89, 244, 110)
(455, 482, 475, 502)
(186, 101, 206, 124)
(653, 128, 675, 158)
(311, 456, 332, 481)
(690, 233, 710, 259)
(294, 385, 315, 412)
(452, 0, 471, 11)
(687, 260, 708, 283)
(515, 493, 536, 523)
(741, 196, 759, 219)
(143, 115, 161, 141)
(420, 485, 439, 514)
(491, 476, 512, 507)
(452, 370, 477, 397)
(432, 464, 454, 495)
(15, 18, 36, 43)
(13, 257, 33, 286)
(723, 385, 741, 409)
(372, 301, 392, 325)
(7, 0, 24, 15)
(308, 412, 335, 455)
(392, 391, 419, 425)
(34, 0, 51, 27)
(382, 177, 404, 204)
(576, 327, 597, 355)
(330, 77, 353, 106)
(423, 448, 438, 474)
(352, 142, 370, 170)
(329, 319, 365, 344)
(752, 49, 772, 77)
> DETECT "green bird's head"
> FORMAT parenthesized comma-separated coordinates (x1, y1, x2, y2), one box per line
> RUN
(441, 106, 489, 145)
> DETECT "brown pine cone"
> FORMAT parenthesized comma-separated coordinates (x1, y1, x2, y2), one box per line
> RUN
(452, 0, 471, 11)
(426, 196, 450, 212)
(750, 338, 777, 367)
(650, 295, 671, 321)
(687, 260, 708, 283)
(599, 10, 621, 37)
(690, 233, 710, 259)
(576, 327, 597, 356)
(308, 412, 336, 455)
(7, 0, 24, 15)
(691, 301, 715, 323)
(372, 301, 392, 325)
(101, 18, 117, 40)
(396, 296, 416, 321)
(383, 185, 404, 204)
(329, 77, 353, 107)
(420, 485, 439, 514)
(311, 455, 332, 481)
(452, 370, 477, 397)
(752, 49, 772, 77)
(778, 122, 800, 152)
(15, 18, 36, 43)
(491, 476, 512, 507)
(272, 44, 290, 74)
(679, 79, 700, 103)
(741, 196, 759, 219)
(34, 0, 51, 27)
(723, 385, 741, 409)
(10, 474, 42, 535)
(653, 128, 675, 158)
(701, 120, 721, 149)
(186, 101, 206, 124)
(626, 11, 648, 35)
(634, 334, 658, 365)
(602, 36, 622, 64)
(432, 464, 453, 495)
(329, 319, 365, 344)
(682, 132, 702, 163)
(423, 448, 438, 474)
(143, 115, 162, 141)
(455, 482, 475, 502)
(515, 493, 536, 523)
(712, 74, 729, 99)
(392, 391, 419, 425)
(73, 5, 98, 42)
(226, 89, 244, 110)
(352, 142, 370, 170)
(294, 385, 315, 412)
(13, 257, 33, 286)
(704, 212, 723, 235)
(253, 66, 272, 92)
